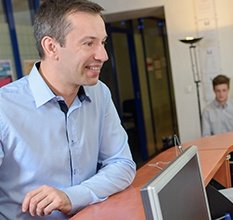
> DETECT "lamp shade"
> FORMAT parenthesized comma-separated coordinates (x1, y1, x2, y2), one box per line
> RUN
(179, 37, 203, 44)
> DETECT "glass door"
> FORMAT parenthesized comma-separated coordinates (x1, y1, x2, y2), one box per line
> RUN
(134, 18, 178, 153)
(101, 17, 178, 165)
(101, 22, 148, 166)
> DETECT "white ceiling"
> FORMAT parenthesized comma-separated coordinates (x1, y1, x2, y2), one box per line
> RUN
(103, 6, 165, 22)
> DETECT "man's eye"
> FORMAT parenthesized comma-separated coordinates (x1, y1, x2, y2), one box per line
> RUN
(84, 42, 94, 47)
(102, 41, 107, 46)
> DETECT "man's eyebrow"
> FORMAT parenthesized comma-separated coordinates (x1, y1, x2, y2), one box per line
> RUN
(80, 35, 108, 42)
(80, 36, 96, 41)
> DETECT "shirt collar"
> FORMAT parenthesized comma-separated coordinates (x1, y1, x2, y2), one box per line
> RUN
(78, 85, 91, 102)
(28, 62, 91, 108)
(213, 99, 228, 108)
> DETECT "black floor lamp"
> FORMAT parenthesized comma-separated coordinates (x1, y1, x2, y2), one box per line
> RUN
(179, 37, 203, 131)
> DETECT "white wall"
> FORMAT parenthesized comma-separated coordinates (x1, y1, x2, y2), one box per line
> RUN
(216, 0, 233, 85)
(166, 0, 233, 142)
(165, 0, 201, 142)
(95, 0, 233, 142)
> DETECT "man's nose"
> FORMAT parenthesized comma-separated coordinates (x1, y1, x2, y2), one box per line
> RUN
(94, 45, 109, 62)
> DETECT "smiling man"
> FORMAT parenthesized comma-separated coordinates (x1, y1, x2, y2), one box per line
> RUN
(0, 0, 136, 219)
(202, 74, 233, 136)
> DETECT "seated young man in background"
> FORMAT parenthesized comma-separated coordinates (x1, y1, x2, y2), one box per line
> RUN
(202, 74, 233, 136)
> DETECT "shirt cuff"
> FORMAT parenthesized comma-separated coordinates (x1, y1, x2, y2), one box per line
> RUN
(63, 185, 107, 214)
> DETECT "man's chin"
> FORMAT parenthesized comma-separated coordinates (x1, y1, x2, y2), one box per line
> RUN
(216, 98, 227, 104)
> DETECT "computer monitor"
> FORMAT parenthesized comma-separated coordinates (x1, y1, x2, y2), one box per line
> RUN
(140, 145, 211, 220)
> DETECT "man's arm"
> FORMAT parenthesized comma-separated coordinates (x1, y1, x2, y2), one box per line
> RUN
(64, 89, 136, 214)
(63, 153, 136, 214)
(202, 109, 212, 136)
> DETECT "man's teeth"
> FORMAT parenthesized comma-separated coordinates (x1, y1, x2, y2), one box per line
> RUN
(89, 67, 100, 71)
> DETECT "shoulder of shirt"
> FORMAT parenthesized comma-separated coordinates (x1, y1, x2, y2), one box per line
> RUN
(202, 100, 216, 112)
(227, 99, 233, 104)
(0, 76, 29, 95)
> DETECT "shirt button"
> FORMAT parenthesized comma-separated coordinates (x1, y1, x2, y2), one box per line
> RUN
(73, 169, 76, 175)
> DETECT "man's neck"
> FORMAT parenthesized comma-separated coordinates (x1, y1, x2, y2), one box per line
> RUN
(39, 61, 79, 107)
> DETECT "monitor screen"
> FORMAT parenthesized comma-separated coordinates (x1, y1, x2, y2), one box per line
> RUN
(140, 146, 211, 220)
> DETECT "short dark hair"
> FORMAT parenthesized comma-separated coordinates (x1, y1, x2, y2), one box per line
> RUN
(34, 0, 104, 58)
(212, 74, 230, 89)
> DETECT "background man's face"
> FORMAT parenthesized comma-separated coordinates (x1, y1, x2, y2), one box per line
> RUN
(214, 83, 229, 104)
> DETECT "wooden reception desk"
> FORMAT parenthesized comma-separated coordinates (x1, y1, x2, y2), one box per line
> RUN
(70, 132, 233, 220)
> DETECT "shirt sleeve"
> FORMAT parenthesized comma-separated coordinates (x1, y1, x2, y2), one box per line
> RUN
(63, 84, 136, 214)
(0, 144, 3, 166)
(202, 109, 212, 136)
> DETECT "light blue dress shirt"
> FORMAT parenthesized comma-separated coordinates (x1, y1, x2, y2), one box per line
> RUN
(202, 99, 233, 136)
(0, 63, 136, 219)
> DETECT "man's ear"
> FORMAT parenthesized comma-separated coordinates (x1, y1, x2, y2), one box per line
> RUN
(40, 36, 59, 60)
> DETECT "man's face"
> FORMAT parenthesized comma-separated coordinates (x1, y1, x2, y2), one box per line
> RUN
(214, 83, 229, 104)
(55, 12, 108, 87)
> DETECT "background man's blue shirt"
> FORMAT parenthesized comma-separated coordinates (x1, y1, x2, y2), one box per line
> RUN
(202, 99, 233, 136)
(0, 63, 136, 219)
